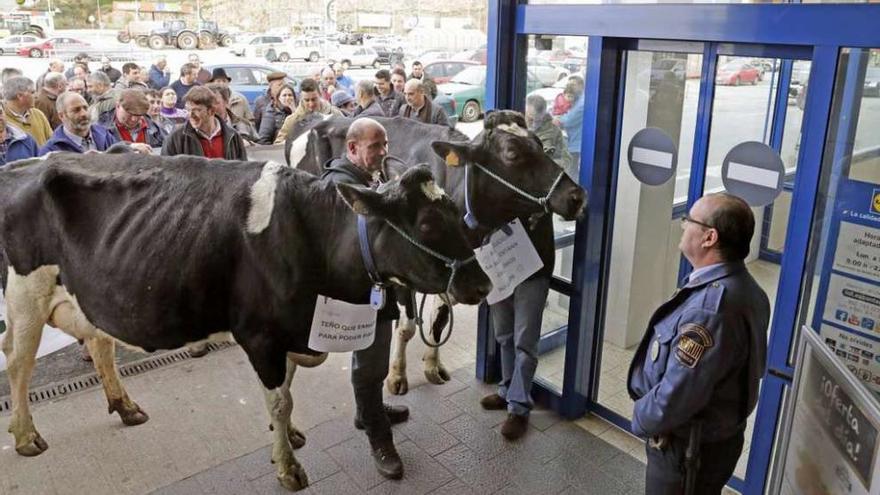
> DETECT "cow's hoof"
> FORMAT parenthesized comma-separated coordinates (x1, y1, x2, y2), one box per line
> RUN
(424, 364, 450, 385)
(278, 465, 309, 491)
(385, 373, 409, 395)
(110, 399, 150, 426)
(15, 431, 48, 457)
(287, 425, 306, 449)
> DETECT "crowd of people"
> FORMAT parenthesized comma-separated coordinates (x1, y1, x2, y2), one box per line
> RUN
(0, 52, 452, 168)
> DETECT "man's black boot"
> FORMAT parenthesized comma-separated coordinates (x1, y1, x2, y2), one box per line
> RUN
(371, 439, 404, 479)
(355, 403, 410, 430)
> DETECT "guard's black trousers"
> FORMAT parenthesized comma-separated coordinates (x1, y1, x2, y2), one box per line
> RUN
(645, 429, 744, 495)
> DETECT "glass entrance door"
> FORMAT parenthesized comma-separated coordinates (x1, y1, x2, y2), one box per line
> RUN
(592, 41, 814, 491)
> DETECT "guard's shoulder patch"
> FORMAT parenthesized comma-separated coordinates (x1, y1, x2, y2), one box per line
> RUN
(675, 323, 714, 368)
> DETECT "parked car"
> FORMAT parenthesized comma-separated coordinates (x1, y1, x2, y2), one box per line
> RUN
(265, 38, 323, 63)
(0, 34, 40, 55)
(204, 64, 298, 108)
(230, 35, 285, 58)
(330, 46, 382, 69)
(452, 47, 487, 65)
(18, 37, 89, 58)
(527, 76, 571, 110)
(527, 57, 569, 87)
(416, 50, 453, 64)
(715, 61, 761, 86)
(423, 60, 479, 84)
(438, 65, 542, 123)
(862, 66, 880, 97)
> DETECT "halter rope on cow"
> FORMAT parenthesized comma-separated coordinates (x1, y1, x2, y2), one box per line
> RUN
(463, 161, 566, 230)
(357, 215, 476, 348)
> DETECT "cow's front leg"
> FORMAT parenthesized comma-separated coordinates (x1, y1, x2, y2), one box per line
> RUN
(279, 356, 305, 449)
(386, 315, 415, 395)
(423, 297, 452, 385)
(86, 334, 149, 426)
(262, 356, 308, 491)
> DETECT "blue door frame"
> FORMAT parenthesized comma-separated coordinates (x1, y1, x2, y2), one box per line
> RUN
(477, 2, 880, 494)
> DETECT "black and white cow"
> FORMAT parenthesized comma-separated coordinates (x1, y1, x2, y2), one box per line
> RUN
(286, 111, 587, 394)
(0, 152, 490, 491)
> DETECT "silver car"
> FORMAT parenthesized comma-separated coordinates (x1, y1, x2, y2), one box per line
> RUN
(0, 35, 41, 56)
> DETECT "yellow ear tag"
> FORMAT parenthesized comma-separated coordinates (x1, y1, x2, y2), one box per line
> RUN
(445, 151, 461, 167)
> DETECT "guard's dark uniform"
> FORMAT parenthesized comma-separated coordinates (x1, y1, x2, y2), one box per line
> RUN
(321, 156, 400, 449)
(627, 261, 770, 494)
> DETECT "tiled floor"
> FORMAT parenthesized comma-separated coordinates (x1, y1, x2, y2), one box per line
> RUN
(149, 367, 650, 495)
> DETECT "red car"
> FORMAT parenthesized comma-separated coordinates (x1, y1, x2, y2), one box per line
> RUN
(423, 60, 479, 84)
(715, 61, 761, 86)
(18, 37, 90, 58)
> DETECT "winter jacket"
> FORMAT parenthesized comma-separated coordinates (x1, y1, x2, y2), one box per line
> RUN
(352, 99, 386, 118)
(148, 65, 170, 90)
(38, 124, 119, 154)
(4, 106, 53, 146)
(273, 99, 342, 145)
(98, 110, 167, 148)
(34, 89, 62, 129)
(161, 118, 247, 161)
(0, 124, 39, 167)
(258, 104, 293, 144)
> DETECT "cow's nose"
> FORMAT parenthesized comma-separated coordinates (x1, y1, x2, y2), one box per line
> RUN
(570, 188, 586, 217)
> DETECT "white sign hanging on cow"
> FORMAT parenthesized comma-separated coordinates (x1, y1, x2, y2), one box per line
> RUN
(308, 297, 377, 352)
(474, 218, 544, 305)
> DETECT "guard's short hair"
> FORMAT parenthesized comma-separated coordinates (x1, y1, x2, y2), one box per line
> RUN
(43, 72, 66, 90)
(88, 71, 111, 86)
(180, 63, 197, 78)
(205, 82, 230, 103)
(356, 79, 376, 98)
(3, 76, 34, 101)
(300, 78, 318, 93)
(703, 193, 755, 261)
(184, 86, 217, 108)
(122, 62, 140, 75)
(375, 69, 390, 81)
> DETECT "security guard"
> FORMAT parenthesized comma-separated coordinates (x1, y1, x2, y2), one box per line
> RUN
(321, 118, 409, 480)
(627, 193, 770, 495)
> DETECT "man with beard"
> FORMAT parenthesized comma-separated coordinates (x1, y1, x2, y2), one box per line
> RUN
(39, 92, 118, 154)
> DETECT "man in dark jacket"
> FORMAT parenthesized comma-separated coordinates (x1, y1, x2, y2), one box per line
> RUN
(161, 86, 247, 160)
(252, 71, 288, 130)
(169, 63, 200, 110)
(374, 69, 404, 117)
(399, 79, 449, 126)
(98, 89, 166, 150)
(34, 72, 67, 129)
(147, 55, 170, 90)
(320, 118, 409, 481)
(98, 56, 123, 85)
(39, 92, 118, 154)
(352, 80, 385, 118)
(0, 109, 39, 167)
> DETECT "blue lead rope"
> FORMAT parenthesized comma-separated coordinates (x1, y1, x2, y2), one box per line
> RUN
(357, 215, 383, 286)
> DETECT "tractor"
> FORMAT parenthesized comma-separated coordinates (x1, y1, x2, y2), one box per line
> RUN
(197, 21, 233, 49)
(147, 19, 199, 50)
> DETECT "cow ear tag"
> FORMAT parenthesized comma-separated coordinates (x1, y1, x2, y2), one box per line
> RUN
(370, 285, 386, 310)
(445, 151, 461, 167)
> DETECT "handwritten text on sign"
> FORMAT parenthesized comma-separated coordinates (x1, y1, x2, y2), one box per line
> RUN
(474, 218, 544, 305)
(308, 296, 377, 352)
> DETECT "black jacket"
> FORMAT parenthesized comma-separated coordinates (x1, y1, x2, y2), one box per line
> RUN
(258, 103, 292, 144)
(160, 118, 247, 161)
(352, 99, 386, 118)
(321, 156, 400, 322)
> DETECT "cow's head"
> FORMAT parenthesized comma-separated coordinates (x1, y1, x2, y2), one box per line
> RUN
(431, 110, 586, 223)
(336, 166, 491, 305)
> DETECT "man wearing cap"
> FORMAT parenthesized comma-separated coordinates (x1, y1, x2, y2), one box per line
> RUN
(331, 90, 356, 116)
(39, 91, 118, 154)
(98, 89, 165, 150)
(252, 71, 287, 129)
(147, 56, 170, 90)
(208, 68, 254, 125)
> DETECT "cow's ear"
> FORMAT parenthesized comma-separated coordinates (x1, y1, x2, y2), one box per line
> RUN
(431, 141, 473, 168)
(336, 183, 388, 217)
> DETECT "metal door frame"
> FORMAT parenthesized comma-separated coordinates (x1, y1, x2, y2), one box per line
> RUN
(479, 2, 880, 493)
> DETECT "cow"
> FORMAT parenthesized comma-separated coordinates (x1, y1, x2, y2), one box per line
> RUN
(0, 152, 491, 491)
(285, 111, 587, 394)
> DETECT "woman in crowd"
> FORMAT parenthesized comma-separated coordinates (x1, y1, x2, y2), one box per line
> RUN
(159, 87, 189, 127)
(258, 83, 297, 145)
